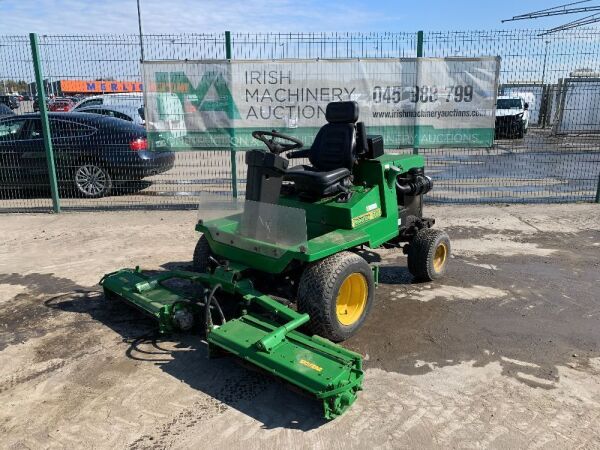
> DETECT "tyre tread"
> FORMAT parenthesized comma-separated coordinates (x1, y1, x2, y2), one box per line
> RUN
(192, 235, 212, 273)
(408, 228, 450, 281)
(297, 251, 373, 342)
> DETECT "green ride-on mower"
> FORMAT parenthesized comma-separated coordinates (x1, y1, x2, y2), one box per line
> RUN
(100, 101, 450, 419)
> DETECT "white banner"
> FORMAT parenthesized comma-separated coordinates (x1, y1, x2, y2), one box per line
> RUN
(143, 57, 500, 149)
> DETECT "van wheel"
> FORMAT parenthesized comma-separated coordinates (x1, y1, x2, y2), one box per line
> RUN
(516, 124, 525, 139)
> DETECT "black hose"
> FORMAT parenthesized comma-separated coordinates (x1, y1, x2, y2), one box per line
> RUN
(396, 175, 433, 196)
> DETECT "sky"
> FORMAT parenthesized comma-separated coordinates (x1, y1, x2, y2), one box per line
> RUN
(0, 0, 594, 34)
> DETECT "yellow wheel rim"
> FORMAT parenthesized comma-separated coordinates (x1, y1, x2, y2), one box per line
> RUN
(336, 273, 368, 326)
(433, 242, 448, 272)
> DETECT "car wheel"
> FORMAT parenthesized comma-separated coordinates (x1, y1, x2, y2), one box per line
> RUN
(74, 163, 112, 198)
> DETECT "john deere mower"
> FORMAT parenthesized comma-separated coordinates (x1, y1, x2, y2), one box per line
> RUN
(100, 101, 450, 419)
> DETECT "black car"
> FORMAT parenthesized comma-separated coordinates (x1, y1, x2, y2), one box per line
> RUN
(0, 112, 175, 198)
(0, 95, 19, 110)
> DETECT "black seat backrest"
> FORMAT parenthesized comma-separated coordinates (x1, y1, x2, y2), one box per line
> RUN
(308, 101, 359, 171)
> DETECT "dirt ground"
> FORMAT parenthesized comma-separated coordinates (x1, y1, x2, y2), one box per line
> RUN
(1, 204, 599, 449)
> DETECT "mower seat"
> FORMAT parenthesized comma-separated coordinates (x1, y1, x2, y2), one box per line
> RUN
(285, 101, 363, 199)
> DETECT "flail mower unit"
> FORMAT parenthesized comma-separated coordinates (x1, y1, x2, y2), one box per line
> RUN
(100, 101, 450, 419)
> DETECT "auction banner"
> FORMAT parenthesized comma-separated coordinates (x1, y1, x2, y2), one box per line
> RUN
(142, 57, 500, 150)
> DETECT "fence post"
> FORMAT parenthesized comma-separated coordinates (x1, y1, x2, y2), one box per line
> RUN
(413, 31, 424, 155)
(596, 173, 600, 203)
(29, 33, 60, 213)
(225, 30, 238, 198)
(416, 30, 424, 58)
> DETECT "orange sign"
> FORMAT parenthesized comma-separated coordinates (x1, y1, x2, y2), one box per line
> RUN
(59, 80, 143, 93)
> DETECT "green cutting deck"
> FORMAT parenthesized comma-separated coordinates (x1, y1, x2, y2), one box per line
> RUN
(100, 267, 363, 419)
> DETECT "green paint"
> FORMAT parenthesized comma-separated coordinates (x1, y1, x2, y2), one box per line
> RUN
(99, 148, 430, 420)
(195, 153, 424, 273)
(155, 70, 240, 119)
(100, 267, 363, 419)
(416, 30, 424, 57)
(225, 30, 232, 59)
(29, 33, 60, 213)
(225, 31, 238, 198)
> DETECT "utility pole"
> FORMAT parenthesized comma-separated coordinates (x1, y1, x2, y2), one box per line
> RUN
(137, 0, 145, 61)
(541, 41, 550, 86)
(541, 40, 551, 128)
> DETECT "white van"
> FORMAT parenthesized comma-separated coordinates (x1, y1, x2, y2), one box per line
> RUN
(495, 96, 530, 138)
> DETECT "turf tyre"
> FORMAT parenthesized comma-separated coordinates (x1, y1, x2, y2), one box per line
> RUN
(297, 251, 374, 342)
(407, 228, 450, 281)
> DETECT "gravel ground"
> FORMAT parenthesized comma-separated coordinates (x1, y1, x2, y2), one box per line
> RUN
(0, 204, 599, 449)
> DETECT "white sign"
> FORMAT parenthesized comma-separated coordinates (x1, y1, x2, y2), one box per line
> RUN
(143, 57, 500, 149)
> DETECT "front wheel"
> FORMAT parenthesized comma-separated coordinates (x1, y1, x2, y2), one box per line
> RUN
(192, 235, 213, 273)
(407, 228, 451, 281)
(297, 252, 375, 342)
(74, 163, 112, 198)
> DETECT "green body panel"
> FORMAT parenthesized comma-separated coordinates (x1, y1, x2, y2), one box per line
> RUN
(195, 153, 425, 273)
(100, 267, 363, 419)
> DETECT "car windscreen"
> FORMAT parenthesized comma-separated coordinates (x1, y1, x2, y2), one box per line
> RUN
(496, 99, 522, 109)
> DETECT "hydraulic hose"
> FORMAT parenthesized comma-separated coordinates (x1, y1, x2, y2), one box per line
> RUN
(204, 283, 226, 333)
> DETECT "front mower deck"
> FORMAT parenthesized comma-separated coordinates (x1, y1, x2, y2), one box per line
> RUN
(100, 267, 363, 419)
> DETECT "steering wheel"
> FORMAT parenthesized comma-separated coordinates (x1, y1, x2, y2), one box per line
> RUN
(252, 130, 303, 155)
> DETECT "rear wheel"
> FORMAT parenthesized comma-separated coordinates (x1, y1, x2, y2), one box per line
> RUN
(74, 163, 112, 198)
(297, 252, 374, 342)
(407, 228, 451, 281)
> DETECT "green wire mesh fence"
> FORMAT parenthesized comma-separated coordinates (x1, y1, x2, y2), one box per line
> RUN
(0, 30, 599, 211)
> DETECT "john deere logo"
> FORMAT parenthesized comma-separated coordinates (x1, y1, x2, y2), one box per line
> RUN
(154, 71, 240, 119)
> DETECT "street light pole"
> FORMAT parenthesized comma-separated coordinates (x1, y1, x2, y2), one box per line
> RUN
(137, 0, 145, 61)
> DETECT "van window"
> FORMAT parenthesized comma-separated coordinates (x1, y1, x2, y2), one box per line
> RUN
(496, 99, 522, 109)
